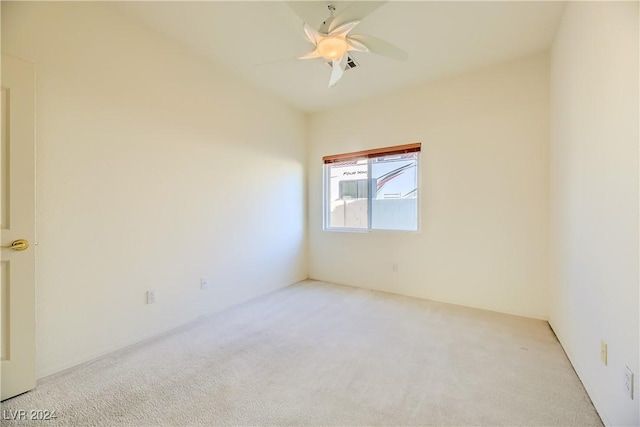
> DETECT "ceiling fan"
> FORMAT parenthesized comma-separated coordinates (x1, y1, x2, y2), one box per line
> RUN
(285, 2, 408, 88)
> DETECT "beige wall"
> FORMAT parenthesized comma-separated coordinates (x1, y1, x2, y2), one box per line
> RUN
(549, 2, 639, 425)
(2, 2, 308, 377)
(308, 53, 550, 320)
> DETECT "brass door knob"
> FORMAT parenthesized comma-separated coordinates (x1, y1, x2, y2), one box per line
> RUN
(3, 239, 29, 251)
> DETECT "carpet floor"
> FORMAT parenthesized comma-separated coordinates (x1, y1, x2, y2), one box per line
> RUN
(2, 280, 601, 426)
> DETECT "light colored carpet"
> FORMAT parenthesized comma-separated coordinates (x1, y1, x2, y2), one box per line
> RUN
(2, 280, 601, 426)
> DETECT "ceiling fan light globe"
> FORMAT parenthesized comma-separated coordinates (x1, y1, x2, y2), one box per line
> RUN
(317, 36, 348, 60)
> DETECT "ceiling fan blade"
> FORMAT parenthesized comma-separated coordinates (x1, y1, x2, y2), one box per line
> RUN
(287, 1, 326, 29)
(256, 53, 324, 66)
(303, 24, 321, 45)
(299, 50, 322, 60)
(330, 20, 360, 37)
(347, 38, 369, 53)
(348, 34, 408, 61)
(329, 2, 386, 32)
(264, 2, 306, 39)
(255, 56, 300, 66)
(328, 56, 349, 88)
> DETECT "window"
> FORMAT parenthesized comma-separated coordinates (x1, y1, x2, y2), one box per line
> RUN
(339, 178, 368, 200)
(323, 143, 420, 231)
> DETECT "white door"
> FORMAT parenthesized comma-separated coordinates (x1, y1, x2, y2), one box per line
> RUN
(1, 55, 36, 401)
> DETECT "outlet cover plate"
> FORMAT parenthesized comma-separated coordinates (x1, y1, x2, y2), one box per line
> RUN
(147, 290, 157, 304)
(624, 366, 634, 399)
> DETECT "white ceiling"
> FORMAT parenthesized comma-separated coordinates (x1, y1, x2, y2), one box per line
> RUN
(111, 1, 566, 113)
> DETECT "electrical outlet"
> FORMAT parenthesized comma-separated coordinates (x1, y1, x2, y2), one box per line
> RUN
(624, 366, 634, 399)
(200, 277, 209, 290)
(600, 341, 607, 366)
(392, 263, 398, 272)
(147, 290, 157, 304)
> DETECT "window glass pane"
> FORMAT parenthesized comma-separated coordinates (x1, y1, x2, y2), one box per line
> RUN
(326, 159, 368, 229)
(370, 153, 419, 231)
(339, 179, 369, 199)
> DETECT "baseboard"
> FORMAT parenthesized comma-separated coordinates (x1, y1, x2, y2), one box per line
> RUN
(36, 314, 206, 379)
(308, 277, 549, 321)
(36, 278, 305, 380)
(548, 319, 609, 426)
